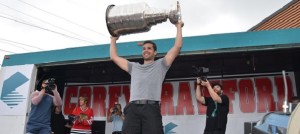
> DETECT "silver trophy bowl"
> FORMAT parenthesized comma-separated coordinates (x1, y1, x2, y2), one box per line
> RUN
(106, 1, 181, 37)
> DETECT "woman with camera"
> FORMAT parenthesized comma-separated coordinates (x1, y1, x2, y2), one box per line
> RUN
(70, 96, 94, 134)
(107, 103, 125, 134)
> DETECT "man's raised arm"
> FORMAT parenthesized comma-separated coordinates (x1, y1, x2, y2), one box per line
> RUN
(164, 20, 184, 66)
(110, 36, 129, 72)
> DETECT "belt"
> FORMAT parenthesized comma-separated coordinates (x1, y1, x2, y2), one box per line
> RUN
(131, 100, 160, 104)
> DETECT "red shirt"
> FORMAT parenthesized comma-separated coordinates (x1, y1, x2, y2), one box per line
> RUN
(71, 106, 94, 132)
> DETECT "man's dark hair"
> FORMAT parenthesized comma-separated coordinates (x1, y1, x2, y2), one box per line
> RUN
(211, 83, 223, 90)
(143, 40, 157, 51)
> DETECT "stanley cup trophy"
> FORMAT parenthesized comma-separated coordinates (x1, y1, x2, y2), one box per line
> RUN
(106, 1, 182, 37)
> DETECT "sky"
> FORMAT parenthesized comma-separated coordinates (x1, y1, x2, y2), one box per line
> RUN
(0, 0, 292, 66)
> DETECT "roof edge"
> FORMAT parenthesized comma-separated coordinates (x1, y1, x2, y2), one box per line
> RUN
(248, 0, 297, 31)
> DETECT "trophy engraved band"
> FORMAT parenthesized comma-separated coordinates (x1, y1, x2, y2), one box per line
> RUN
(106, 1, 181, 37)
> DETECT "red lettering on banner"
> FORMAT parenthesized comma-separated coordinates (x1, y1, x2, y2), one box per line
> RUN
(62, 74, 297, 119)
(122, 85, 130, 104)
(63, 86, 78, 115)
(176, 82, 194, 115)
(238, 79, 255, 113)
(274, 76, 293, 111)
(222, 79, 237, 113)
(161, 83, 175, 116)
(93, 86, 106, 117)
(108, 86, 121, 114)
(256, 77, 276, 112)
(79, 86, 92, 106)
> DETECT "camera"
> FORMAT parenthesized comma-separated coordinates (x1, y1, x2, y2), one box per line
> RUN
(45, 78, 56, 93)
(193, 66, 209, 81)
(68, 114, 79, 126)
(112, 106, 118, 114)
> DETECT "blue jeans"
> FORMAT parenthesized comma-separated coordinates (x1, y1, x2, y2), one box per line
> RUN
(26, 122, 51, 134)
(26, 126, 51, 134)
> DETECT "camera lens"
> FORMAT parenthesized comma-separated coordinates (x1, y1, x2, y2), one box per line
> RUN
(112, 107, 118, 114)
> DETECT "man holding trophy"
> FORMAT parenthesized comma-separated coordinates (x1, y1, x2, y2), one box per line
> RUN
(107, 2, 184, 134)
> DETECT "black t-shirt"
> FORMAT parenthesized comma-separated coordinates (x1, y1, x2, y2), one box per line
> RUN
(51, 112, 66, 134)
(204, 94, 229, 132)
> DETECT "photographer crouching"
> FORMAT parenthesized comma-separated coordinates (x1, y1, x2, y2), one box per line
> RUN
(26, 78, 62, 134)
(107, 102, 125, 134)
